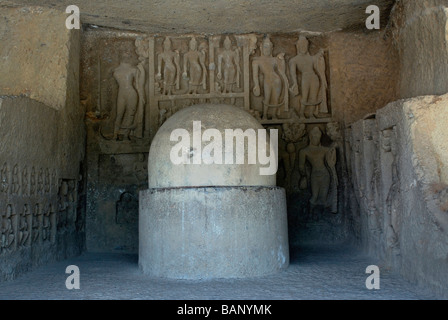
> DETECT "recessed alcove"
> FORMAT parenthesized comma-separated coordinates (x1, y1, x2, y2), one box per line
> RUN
(1, 0, 448, 299)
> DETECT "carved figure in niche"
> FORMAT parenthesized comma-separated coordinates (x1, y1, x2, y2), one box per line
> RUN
(1, 163, 8, 194)
(37, 168, 44, 194)
(58, 181, 69, 230)
(326, 122, 342, 147)
(158, 109, 168, 127)
(382, 128, 401, 252)
(281, 123, 306, 188)
(44, 168, 50, 193)
(112, 52, 146, 141)
(42, 204, 52, 242)
(326, 122, 343, 211)
(1, 205, 15, 251)
(135, 37, 149, 60)
(299, 127, 338, 215)
(134, 37, 148, 139)
(217, 36, 241, 93)
(133, 153, 148, 183)
(289, 36, 328, 119)
(12, 164, 20, 195)
(32, 204, 40, 244)
(252, 36, 289, 120)
(156, 37, 180, 95)
(51, 169, 57, 194)
(30, 167, 36, 196)
(22, 166, 28, 196)
(18, 204, 30, 247)
(116, 192, 138, 225)
(182, 37, 207, 94)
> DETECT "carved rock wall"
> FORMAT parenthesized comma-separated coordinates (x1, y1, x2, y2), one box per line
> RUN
(347, 94, 448, 299)
(0, 6, 85, 281)
(391, 0, 448, 99)
(81, 27, 399, 252)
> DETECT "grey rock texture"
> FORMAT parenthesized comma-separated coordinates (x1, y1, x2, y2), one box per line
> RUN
(148, 104, 276, 188)
(347, 94, 448, 299)
(0, 5, 85, 282)
(139, 186, 289, 279)
(391, 0, 448, 99)
(0, 0, 395, 34)
(0, 246, 438, 300)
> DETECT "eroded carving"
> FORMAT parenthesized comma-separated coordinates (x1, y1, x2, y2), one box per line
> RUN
(281, 123, 306, 188)
(32, 203, 40, 244)
(252, 36, 289, 120)
(116, 192, 138, 225)
(382, 127, 401, 253)
(1, 205, 15, 252)
(18, 204, 30, 247)
(156, 37, 180, 95)
(42, 203, 53, 242)
(22, 166, 29, 196)
(30, 167, 36, 196)
(37, 168, 44, 194)
(1, 163, 9, 194)
(112, 53, 146, 140)
(44, 168, 50, 194)
(11, 164, 20, 195)
(182, 37, 208, 94)
(299, 127, 338, 214)
(289, 36, 328, 119)
(217, 36, 241, 93)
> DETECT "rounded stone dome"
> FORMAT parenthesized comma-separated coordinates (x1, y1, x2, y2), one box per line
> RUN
(148, 104, 277, 188)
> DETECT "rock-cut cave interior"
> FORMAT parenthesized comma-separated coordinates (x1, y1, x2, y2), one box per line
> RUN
(0, 0, 448, 300)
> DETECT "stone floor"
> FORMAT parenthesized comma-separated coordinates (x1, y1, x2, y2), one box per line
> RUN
(0, 245, 437, 300)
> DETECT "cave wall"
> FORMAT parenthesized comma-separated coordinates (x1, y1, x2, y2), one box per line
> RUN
(80, 26, 399, 252)
(0, 6, 86, 281)
(346, 0, 448, 298)
(347, 94, 448, 298)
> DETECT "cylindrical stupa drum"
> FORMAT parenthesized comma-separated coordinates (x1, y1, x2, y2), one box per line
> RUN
(139, 104, 289, 279)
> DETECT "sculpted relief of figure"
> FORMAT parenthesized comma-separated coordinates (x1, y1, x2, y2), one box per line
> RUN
(156, 37, 180, 95)
(18, 204, 30, 247)
(1, 163, 8, 194)
(217, 36, 241, 93)
(42, 204, 52, 242)
(252, 36, 289, 120)
(113, 52, 146, 140)
(32, 204, 40, 244)
(1, 205, 15, 252)
(289, 36, 328, 119)
(22, 166, 28, 196)
(44, 168, 50, 194)
(281, 123, 306, 188)
(30, 167, 36, 196)
(382, 128, 401, 253)
(37, 168, 44, 194)
(299, 127, 338, 215)
(12, 164, 20, 195)
(182, 37, 207, 94)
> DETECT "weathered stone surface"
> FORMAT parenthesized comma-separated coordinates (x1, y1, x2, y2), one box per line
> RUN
(328, 31, 400, 124)
(0, 5, 85, 282)
(79, 27, 401, 253)
(1, 0, 395, 34)
(0, 6, 75, 110)
(148, 104, 276, 188)
(391, 0, 448, 99)
(139, 186, 289, 279)
(347, 93, 448, 299)
(0, 97, 84, 282)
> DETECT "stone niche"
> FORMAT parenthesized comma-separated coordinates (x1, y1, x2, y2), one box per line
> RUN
(139, 104, 289, 279)
(82, 29, 347, 252)
(82, 26, 398, 253)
